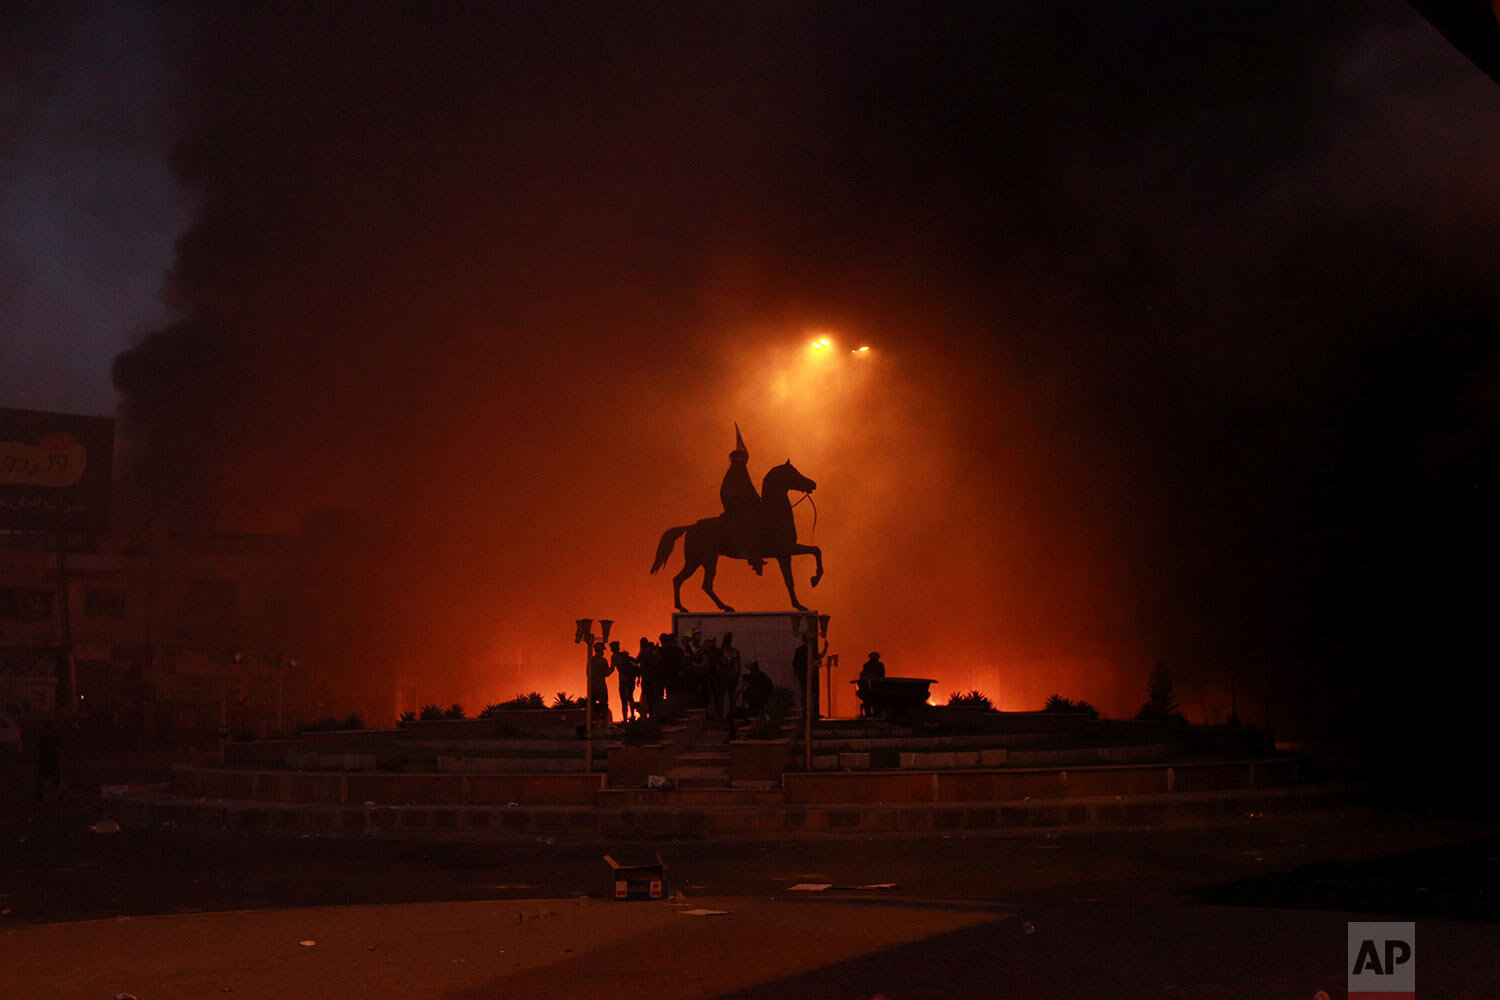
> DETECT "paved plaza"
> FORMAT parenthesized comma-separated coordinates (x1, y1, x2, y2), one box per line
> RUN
(2, 790, 1497, 998)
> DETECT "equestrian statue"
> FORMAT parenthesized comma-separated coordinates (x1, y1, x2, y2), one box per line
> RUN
(650, 425, 824, 612)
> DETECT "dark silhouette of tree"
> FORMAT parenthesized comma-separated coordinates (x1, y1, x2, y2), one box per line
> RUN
(1136, 660, 1188, 724)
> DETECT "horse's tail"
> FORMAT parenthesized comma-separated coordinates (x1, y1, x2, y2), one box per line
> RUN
(650, 525, 691, 575)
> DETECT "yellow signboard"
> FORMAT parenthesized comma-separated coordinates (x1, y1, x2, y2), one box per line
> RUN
(0, 432, 88, 488)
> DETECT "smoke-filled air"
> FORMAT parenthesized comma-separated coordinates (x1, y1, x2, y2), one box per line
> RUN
(106, 4, 1500, 731)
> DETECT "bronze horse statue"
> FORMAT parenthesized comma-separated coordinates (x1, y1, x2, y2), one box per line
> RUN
(651, 460, 824, 612)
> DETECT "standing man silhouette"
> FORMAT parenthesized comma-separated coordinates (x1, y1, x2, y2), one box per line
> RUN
(610, 640, 638, 722)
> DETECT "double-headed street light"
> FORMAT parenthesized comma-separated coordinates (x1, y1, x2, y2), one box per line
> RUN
(574, 617, 614, 772)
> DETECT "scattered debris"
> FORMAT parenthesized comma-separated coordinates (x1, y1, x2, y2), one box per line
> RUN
(90, 820, 121, 834)
(605, 853, 666, 900)
(1, 908, 12, 916)
(1023, 921, 1036, 935)
(789, 883, 832, 892)
(115, 993, 139, 999)
(679, 908, 731, 916)
(645, 774, 670, 789)
(856, 883, 897, 890)
(299, 940, 317, 947)
(1314, 991, 1330, 1000)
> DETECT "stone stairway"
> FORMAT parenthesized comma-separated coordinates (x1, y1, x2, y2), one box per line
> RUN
(667, 711, 734, 789)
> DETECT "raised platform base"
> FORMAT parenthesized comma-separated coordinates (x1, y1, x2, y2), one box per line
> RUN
(671, 609, 821, 695)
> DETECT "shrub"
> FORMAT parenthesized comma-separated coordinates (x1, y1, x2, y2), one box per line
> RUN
(442, 703, 467, 720)
(419, 704, 444, 721)
(552, 692, 583, 709)
(1135, 661, 1188, 724)
(478, 703, 503, 719)
(496, 692, 545, 710)
(1041, 694, 1100, 719)
(398, 710, 416, 725)
(298, 713, 364, 733)
(948, 689, 994, 710)
(619, 718, 662, 746)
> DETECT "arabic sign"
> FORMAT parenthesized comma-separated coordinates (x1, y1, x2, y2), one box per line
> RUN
(0, 407, 113, 533)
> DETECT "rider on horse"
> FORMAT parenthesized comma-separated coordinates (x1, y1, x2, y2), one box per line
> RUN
(720, 424, 765, 575)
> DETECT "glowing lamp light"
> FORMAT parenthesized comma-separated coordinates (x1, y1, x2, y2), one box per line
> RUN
(810, 336, 832, 349)
(852, 345, 870, 353)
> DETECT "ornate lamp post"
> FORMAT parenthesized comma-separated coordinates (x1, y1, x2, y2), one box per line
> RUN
(791, 612, 825, 770)
(574, 617, 613, 772)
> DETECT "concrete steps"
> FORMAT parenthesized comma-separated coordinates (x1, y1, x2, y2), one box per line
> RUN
(598, 788, 785, 807)
(666, 719, 735, 788)
(107, 780, 1370, 840)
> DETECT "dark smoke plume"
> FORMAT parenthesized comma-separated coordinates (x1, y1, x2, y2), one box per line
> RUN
(114, 3, 1500, 741)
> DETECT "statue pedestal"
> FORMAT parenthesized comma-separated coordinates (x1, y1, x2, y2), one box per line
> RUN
(670, 610, 823, 695)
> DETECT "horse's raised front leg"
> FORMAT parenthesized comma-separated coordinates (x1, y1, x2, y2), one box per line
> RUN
(701, 555, 736, 613)
(791, 542, 823, 588)
(777, 554, 807, 611)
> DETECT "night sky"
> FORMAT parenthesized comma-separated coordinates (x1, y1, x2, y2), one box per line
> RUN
(4, 2, 1497, 737)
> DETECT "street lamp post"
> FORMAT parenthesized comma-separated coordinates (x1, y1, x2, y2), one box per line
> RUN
(575, 617, 613, 773)
(791, 613, 823, 771)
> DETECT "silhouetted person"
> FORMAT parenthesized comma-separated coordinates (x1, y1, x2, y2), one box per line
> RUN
(588, 642, 613, 724)
(699, 636, 722, 713)
(742, 661, 774, 717)
(720, 425, 764, 574)
(36, 717, 61, 803)
(637, 638, 662, 718)
(717, 631, 743, 727)
(857, 651, 886, 717)
(659, 633, 686, 698)
(610, 640, 638, 722)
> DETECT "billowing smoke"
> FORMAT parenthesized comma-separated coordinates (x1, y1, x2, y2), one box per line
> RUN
(112, 3, 1500, 731)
